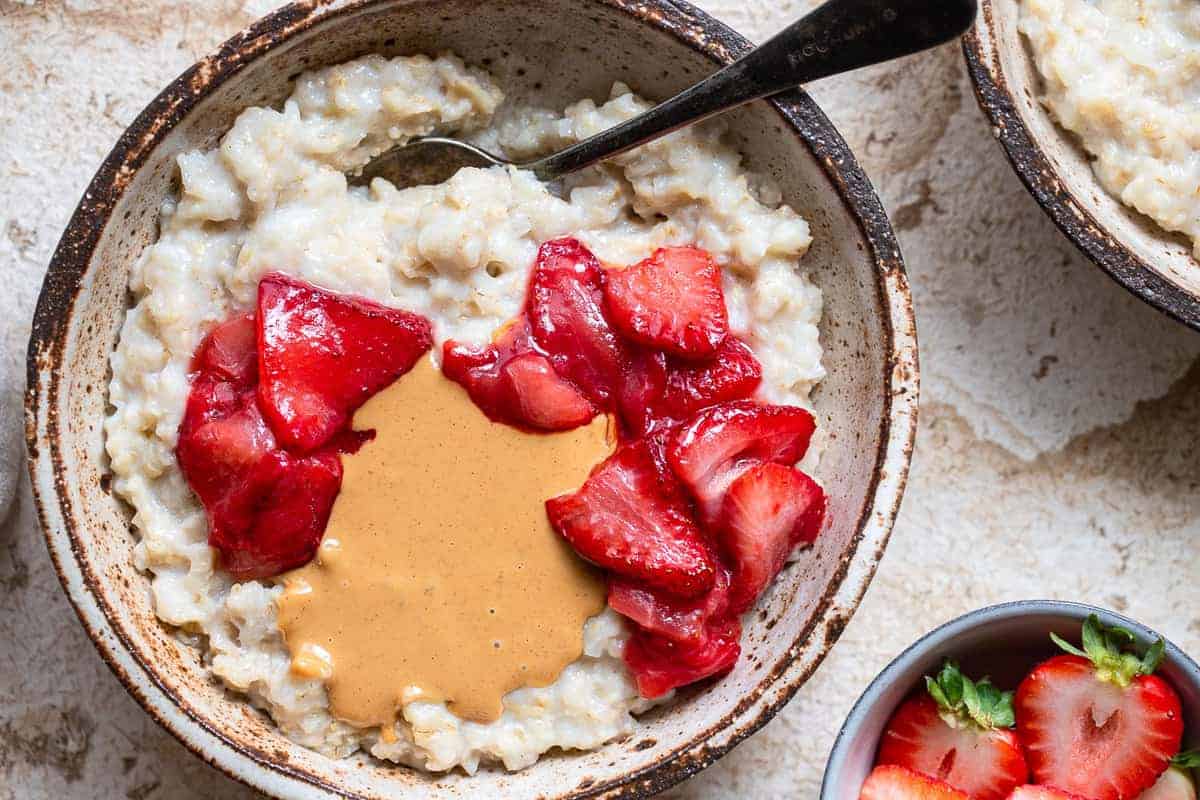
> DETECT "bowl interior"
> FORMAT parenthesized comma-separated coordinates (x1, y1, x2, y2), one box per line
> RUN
(823, 602, 1200, 799)
(966, 0, 1200, 327)
(27, 0, 913, 797)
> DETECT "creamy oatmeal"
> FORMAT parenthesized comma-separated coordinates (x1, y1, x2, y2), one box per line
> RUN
(1021, 0, 1200, 258)
(105, 52, 824, 772)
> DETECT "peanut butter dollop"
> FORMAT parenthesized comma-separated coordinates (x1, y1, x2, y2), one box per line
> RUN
(276, 357, 610, 725)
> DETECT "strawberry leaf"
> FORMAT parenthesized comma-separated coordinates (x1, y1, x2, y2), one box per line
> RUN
(1140, 637, 1166, 676)
(1172, 750, 1200, 769)
(1054, 614, 1167, 687)
(924, 659, 1015, 730)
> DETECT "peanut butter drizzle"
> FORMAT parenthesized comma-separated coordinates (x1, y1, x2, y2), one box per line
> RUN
(275, 358, 610, 726)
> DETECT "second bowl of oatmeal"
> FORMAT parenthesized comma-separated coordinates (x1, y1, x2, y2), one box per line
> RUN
(26, 0, 918, 797)
(963, 0, 1200, 330)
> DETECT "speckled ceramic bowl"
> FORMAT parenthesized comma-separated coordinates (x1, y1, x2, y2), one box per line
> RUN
(25, 1, 918, 797)
(963, 0, 1200, 330)
(821, 600, 1200, 799)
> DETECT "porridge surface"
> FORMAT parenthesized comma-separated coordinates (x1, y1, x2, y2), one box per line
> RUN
(104, 52, 824, 773)
(1021, 0, 1200, 258)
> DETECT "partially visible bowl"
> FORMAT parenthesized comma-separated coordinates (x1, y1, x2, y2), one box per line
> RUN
(963, 0, 1200, 330)
(820, 600, 1200, 799)
(24, 1, 918, 798)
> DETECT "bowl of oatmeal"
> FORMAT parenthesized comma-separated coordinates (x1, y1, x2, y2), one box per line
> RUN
(963, 0, 1200, 330)
(25, 0, 918, 797)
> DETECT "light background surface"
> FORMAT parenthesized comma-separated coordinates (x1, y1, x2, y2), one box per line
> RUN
(1, 1, 1197, 797)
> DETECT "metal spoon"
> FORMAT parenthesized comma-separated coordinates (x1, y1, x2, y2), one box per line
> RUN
(352, 0, 977, 189)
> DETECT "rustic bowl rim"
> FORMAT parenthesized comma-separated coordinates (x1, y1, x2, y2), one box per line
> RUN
(961, 0, 1200, 331)
(820, 599, 1200, 798)
(24, 0, 920, 797)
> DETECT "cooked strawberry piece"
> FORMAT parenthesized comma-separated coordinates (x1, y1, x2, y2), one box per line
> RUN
(527, 238, 632, 408)
(669, 400, 816, 526)
(216, 451, 343, 580)
(718, 462, 826, 614)
(623, 614, 741, 698)
(608, 566, 731, 645)
(859, 765, 970, 800)
(1007, 788, 1091, 800)
(546, 438, 716, 599)
(257, 272, 432, 452)
(659, 337, 762, 420)
(193, 313, 257, 385)
(877, 661, 1028, 800)
(1014, 616, 1183, 800)
(603, 246, 729, 359)
(442, 319, 596, 432)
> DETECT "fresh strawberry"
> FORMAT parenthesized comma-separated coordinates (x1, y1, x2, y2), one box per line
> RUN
(1014, 615, 1183, 800)
(860, 765, 970, 800)
(257, 272, 432, 452)
(545, 438, 716, 599)
(1007, 787, 1090, 800)
(527, 238, 632, 408)
(668, 400, 816, 526)
(214, 451, 342, 580)
(1140, 753, 1200, 800)
(442, 319, 596, 431)
(622, 613, 741, 697)
(603, 246, 729, 359)
(718, 462, 826, 614)
(608, 566, 731, 645)
(877, 661, 1028, 800)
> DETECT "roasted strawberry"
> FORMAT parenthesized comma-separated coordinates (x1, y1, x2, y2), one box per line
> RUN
(442, 319, 596, 431)
(659, 337, 763, 419)
(1006, 787, 1089, 800)
(622, 614, 741, 698)
(718, 462, 826, 614)
(877, 661, 1028, 800)
(527, 238, 632, 408)
(215, 451, 342, 580)
(257, 272, 432, 452)
(859, 765, 970, 800)
(669, 400, 816, 525)
(1014, 615, 1183, 800)
(1141, 754, 1200, 800)
(545, 438, 716, 599)
(192, 313, 257, 384)
(608, 566, 731, 645)
(603, 246, 729, 359)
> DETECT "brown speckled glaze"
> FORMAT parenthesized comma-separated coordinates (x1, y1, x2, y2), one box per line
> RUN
(963, 0, 1200, 330)
(24, 1, 918, 797)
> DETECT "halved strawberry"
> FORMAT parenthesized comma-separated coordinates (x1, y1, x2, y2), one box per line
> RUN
(622, 613, 741, 698)
(257, 272, 432, 452)
(608, 566, 731, 645)
(1014, 615, 1183, 800)
(668, 400, 816, 526)
(527, 238, 632, 408)
(1141, 755, 1199, 800)
(545, 438, 716, 599)
(1007, 787, 1089, 800)
(603, 246, 729, 359)
(876, 661, 1028, 800)
(718, 462, 826, 614)
(860, 765, 970, 800)
(442, 319, 597, 432)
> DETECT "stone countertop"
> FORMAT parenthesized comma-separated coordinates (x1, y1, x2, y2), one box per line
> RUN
(1, 1, 1197, 798)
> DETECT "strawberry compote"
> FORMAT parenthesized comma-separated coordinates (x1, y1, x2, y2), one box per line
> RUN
(445, 237, 828, 698)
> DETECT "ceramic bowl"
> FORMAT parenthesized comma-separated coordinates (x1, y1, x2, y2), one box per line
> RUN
(820, 600, 1200, 799)
(962, 0, 1200, 330)
(25, 1, 918, 797)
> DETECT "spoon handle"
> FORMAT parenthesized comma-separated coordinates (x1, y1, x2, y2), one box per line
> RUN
(527, 0, 977, 180)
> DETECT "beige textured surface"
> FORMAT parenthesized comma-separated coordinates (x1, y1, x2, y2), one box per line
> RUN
(1, 1, 1198, 798)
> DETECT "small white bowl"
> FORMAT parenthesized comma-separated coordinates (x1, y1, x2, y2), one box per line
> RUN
(820, 600, 1200, 799)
